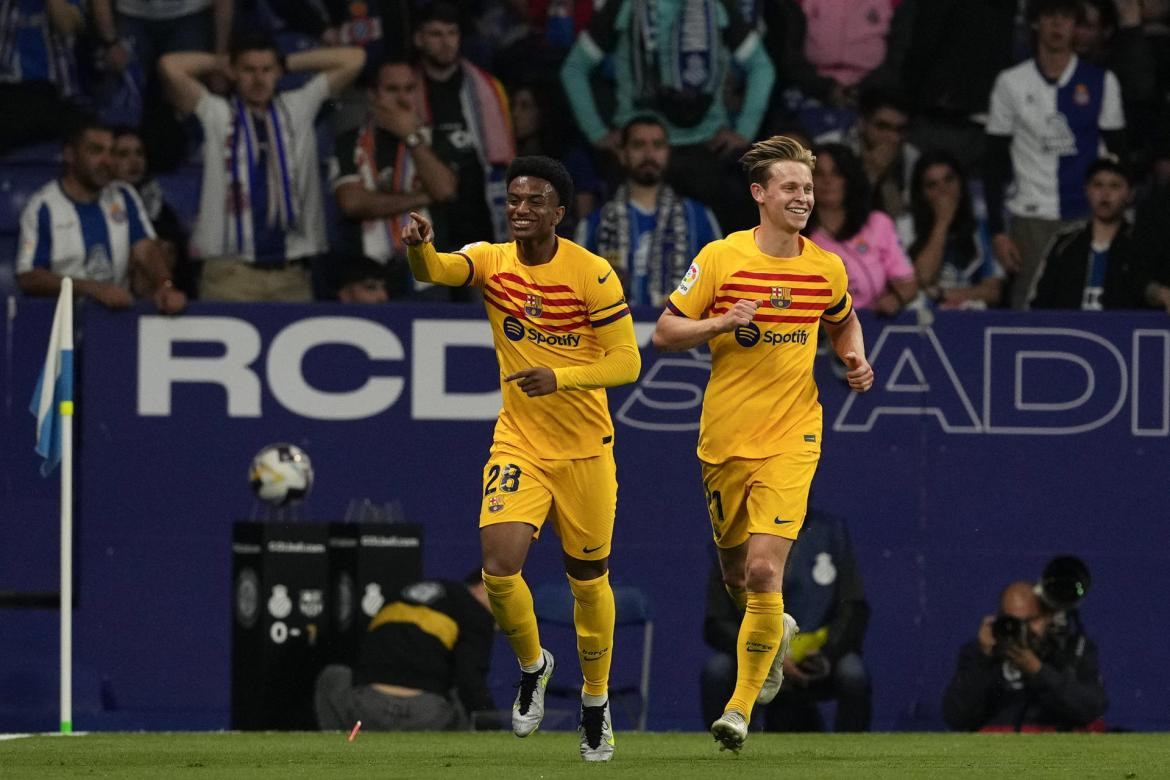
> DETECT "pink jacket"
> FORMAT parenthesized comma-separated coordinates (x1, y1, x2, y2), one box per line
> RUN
(797, 0, 900, 87)
(811, 211, 913, 310)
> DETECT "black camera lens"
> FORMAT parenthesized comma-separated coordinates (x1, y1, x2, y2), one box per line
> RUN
(992, 614, 1026, 643)
(1039, 555, 1091, 610)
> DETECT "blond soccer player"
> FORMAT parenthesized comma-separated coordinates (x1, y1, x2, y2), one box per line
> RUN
(402, 156, 640, 762)
(652, 136, 874, 752)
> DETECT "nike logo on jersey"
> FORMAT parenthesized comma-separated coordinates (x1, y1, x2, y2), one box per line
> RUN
(773, 517, 794, 525)
(582, 544, 605, 554)
(597, 269, 613, 284)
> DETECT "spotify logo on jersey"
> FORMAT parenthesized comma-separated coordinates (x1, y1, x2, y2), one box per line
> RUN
(503, 316, 525, 342)
(735, 322, 761, 347)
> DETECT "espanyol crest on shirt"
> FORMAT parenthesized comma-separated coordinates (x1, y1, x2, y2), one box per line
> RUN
(771, 286, 793, 309)
(525, 293, 543, 317)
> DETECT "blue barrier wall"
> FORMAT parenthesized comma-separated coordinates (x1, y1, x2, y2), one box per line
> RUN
(2, 300, 1168, 732)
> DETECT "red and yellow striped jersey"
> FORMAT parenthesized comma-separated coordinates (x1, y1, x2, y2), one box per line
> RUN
(667, 230, 853, 463)
(460, 237, 633, 459)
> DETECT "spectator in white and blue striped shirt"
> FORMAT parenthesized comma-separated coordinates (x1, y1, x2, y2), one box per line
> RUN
(16, 119, 187, 313)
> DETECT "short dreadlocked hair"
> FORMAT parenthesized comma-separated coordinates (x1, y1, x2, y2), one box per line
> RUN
(505, 155, 574, 209)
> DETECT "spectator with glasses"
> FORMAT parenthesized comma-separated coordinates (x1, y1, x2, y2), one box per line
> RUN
(816, 85, 919, 223)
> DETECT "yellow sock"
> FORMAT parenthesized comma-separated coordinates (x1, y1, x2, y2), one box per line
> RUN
(481, 569, 542, 669)
(725, 583, 747, 612)
(567, 571, 616, 698)
(726, 591, 784, 720)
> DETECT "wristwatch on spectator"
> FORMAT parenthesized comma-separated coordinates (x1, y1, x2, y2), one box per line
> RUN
(403, 131, 423, 149)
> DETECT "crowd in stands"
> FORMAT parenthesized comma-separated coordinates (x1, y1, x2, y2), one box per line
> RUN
(3, 0, 1169, 313)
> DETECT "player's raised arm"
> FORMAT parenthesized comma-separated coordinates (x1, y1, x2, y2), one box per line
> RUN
(823, 309, 874, 393)
(158, 51, 223, 117)
(403, 211, 478, 287)
(652, 299, 761, 352)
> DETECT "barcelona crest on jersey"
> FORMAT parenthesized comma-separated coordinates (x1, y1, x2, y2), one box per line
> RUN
(771, 286, 793, 309)
(524, 293, 543, 317)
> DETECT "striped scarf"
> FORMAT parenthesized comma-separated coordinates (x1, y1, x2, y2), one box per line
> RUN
(0, 0, 77, 95)
(631, 0, 720, 104)
(353, 120, 428, 260)
(0, 0, 20, 76)
(225, 97, 299, 256)
(595, 184, 690, 306)
(413, 61, 515, 241)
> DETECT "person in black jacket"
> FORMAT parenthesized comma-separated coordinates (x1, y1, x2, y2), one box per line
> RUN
(1030, 157, 1147, 309)
(700, 508, 871, 732)
(942, 580, 1107, 732)
(863, 0, 1021, 176)
(1133, 182, 1170, 312)
(314, 572, 495, 731)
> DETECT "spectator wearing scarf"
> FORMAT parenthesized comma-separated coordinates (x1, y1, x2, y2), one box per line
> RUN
(0, 0, 86, 153)
(561, 0, 772, 233)
(159, 36, 365, 301)
(332, 59, 458, 299)
(411, 3, 515, 253)
(576, 116, 720, 306)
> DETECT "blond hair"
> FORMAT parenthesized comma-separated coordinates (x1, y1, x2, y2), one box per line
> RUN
(739, 135, 816, 187)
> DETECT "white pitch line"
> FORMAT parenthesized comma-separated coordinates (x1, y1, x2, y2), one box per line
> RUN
(0, 732, 89, 740)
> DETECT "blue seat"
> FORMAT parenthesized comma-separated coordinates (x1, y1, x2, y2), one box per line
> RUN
(531, 582, 654, 731)
(0, 142, 60, 166)
(0, 165, 57, 234)
(153, 166, 203, 233)
(799, 104, 858, 139)
(0, 233, 16, 298)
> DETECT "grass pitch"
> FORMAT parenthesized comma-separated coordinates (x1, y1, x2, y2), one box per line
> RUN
(1, 731, 1166, 779)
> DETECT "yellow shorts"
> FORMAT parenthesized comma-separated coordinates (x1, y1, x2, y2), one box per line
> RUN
(478, 442, 617, 560)
(700, 450, 820, 548)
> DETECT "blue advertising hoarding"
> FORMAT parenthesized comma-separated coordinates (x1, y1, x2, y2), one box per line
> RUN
(1, 300, 1167, 731)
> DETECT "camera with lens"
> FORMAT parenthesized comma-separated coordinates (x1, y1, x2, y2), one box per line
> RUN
(991, 614, 1028, 646)
(1037, 555, 1091, 612)
(1035, 555, 1092, 643)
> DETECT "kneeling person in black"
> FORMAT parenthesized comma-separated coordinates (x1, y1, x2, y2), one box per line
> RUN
(315, 572, 495, 731)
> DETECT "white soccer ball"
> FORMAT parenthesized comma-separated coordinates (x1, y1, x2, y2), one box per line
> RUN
(248, 443, 314, 506)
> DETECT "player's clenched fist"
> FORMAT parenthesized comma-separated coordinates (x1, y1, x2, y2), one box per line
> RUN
(401, 211, 433, 246)
(843, 352, 874, 393)
(505, 366, 558, 397)
(716, 299, 761, 332)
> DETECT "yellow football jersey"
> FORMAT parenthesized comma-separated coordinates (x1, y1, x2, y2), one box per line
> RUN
(459, 237, 633, 459)
(667, 229, 853, 463)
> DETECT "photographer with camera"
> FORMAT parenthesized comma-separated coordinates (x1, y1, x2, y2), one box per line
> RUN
(942, 569, 1106, 732)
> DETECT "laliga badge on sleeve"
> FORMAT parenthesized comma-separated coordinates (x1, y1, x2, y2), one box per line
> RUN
(677, 262, 700, 295)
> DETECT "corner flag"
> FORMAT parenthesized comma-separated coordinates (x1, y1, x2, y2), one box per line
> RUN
(29, 278, 74, 476)
(27, 278, 78, 732)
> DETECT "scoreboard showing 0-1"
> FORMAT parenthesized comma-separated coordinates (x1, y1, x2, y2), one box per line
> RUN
(326, 522, 423, 666)
(231, 522, 330, 730)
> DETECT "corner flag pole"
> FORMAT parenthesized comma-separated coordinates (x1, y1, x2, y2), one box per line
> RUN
(59, 278, 75, 734)
(31, 277, 76, 733)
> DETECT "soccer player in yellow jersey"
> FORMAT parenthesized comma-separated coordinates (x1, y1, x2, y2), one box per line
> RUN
(402, 156, 640, 762)
(651, 136, 875, 752)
